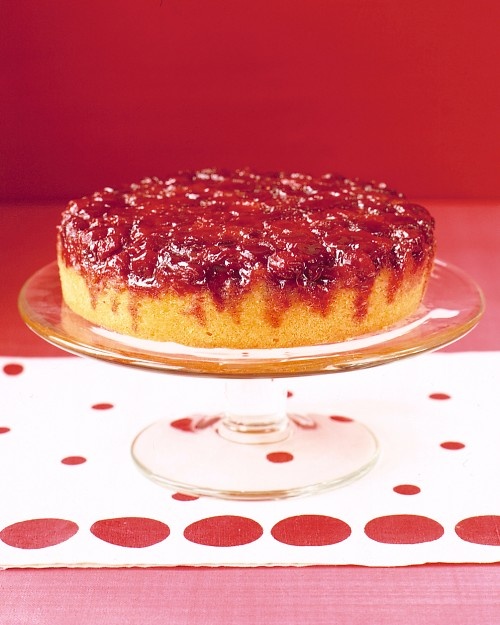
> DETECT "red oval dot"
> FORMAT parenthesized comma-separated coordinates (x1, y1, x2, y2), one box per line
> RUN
(90, 517, 170, 548)
(170, 418, 194, 432)
(61, 456, 87, 465)
(271, 515, 351, 546)
(184, 516, 263, 547)
(393, 484, 421, 495)
(455, 516, 500, 546)
(365, 514, 444, 544)
(172, 493, 199, 501)
(329, 415, 354, 423)
(0, 427, 11, 434)
(429, 393, 451, 400)
(91, 403, 114, 410)
(287, 390, 294, 398)
(0, 518, 78, 549)
(441, 441, 465, 450)
(266, 451, 294, 463)
(3, 363, 24, 376)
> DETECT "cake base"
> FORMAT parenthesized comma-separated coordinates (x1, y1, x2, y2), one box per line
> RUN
(58, 260, 431, 349)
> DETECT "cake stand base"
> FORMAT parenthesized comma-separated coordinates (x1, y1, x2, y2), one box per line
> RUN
(131, 413, 379, 501)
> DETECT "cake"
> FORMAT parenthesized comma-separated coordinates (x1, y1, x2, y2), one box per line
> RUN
(57, 169, 436, 349)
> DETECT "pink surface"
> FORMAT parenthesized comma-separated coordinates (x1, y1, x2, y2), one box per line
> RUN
(2, 566, 500, 624)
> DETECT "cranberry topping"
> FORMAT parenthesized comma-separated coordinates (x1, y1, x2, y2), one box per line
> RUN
(58, 169, 435, 312)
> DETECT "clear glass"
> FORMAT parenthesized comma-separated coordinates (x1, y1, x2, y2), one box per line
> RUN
(19, 260, 484, 500)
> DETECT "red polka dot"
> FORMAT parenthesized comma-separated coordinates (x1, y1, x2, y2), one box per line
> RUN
(393, 484, 421, 495)
(172, 493, 199, 501)
(455, 516, 500, 546)
(429, 393, 451, 400)
(0, 427, 11, 434)
(61, 456, 87, 465)
(365, 514, 444, 544)
(266, 451, 294, 463)
(90, 517, 170, 548)
(170, 418, 194, 432)
(91, 403, 114, 410)
(271, 515, 351, 546)
(0, 518, 78, 549)
(184, 516, 263, 547)
(3, 363, 23, 376)
(329, 415, 354, 423)
(440, 441, 465, 450)
(287, 390, 294, 398)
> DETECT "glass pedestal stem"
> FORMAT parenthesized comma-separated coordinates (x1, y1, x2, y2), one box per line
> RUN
(218, 378, 291, 444)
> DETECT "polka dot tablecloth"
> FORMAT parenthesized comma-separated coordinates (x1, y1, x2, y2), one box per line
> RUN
(1, 352, 499, 568)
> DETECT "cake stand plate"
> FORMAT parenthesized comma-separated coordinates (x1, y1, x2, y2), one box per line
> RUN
(19, 260, 484, 500)
(19, 260, 484, 378)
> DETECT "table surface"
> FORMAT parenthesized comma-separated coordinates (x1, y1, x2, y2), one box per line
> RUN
(1, 200, 499, 624)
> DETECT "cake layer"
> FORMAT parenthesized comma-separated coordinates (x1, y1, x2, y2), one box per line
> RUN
(59, 261, 431, 348)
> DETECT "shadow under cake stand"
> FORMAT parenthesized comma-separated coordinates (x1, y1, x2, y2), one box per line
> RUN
(19, 260, 484, 500)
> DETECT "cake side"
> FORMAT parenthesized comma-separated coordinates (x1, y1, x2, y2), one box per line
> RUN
(58, 258, 431, 348)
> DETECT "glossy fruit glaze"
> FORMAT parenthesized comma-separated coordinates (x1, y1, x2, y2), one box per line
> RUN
(58, 168, 435, 314)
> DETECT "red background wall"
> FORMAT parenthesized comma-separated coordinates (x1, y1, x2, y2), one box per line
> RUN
(2, 0, 499, 201)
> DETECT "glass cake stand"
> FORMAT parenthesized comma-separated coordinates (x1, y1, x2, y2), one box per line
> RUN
(19, 260, 484, 500)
